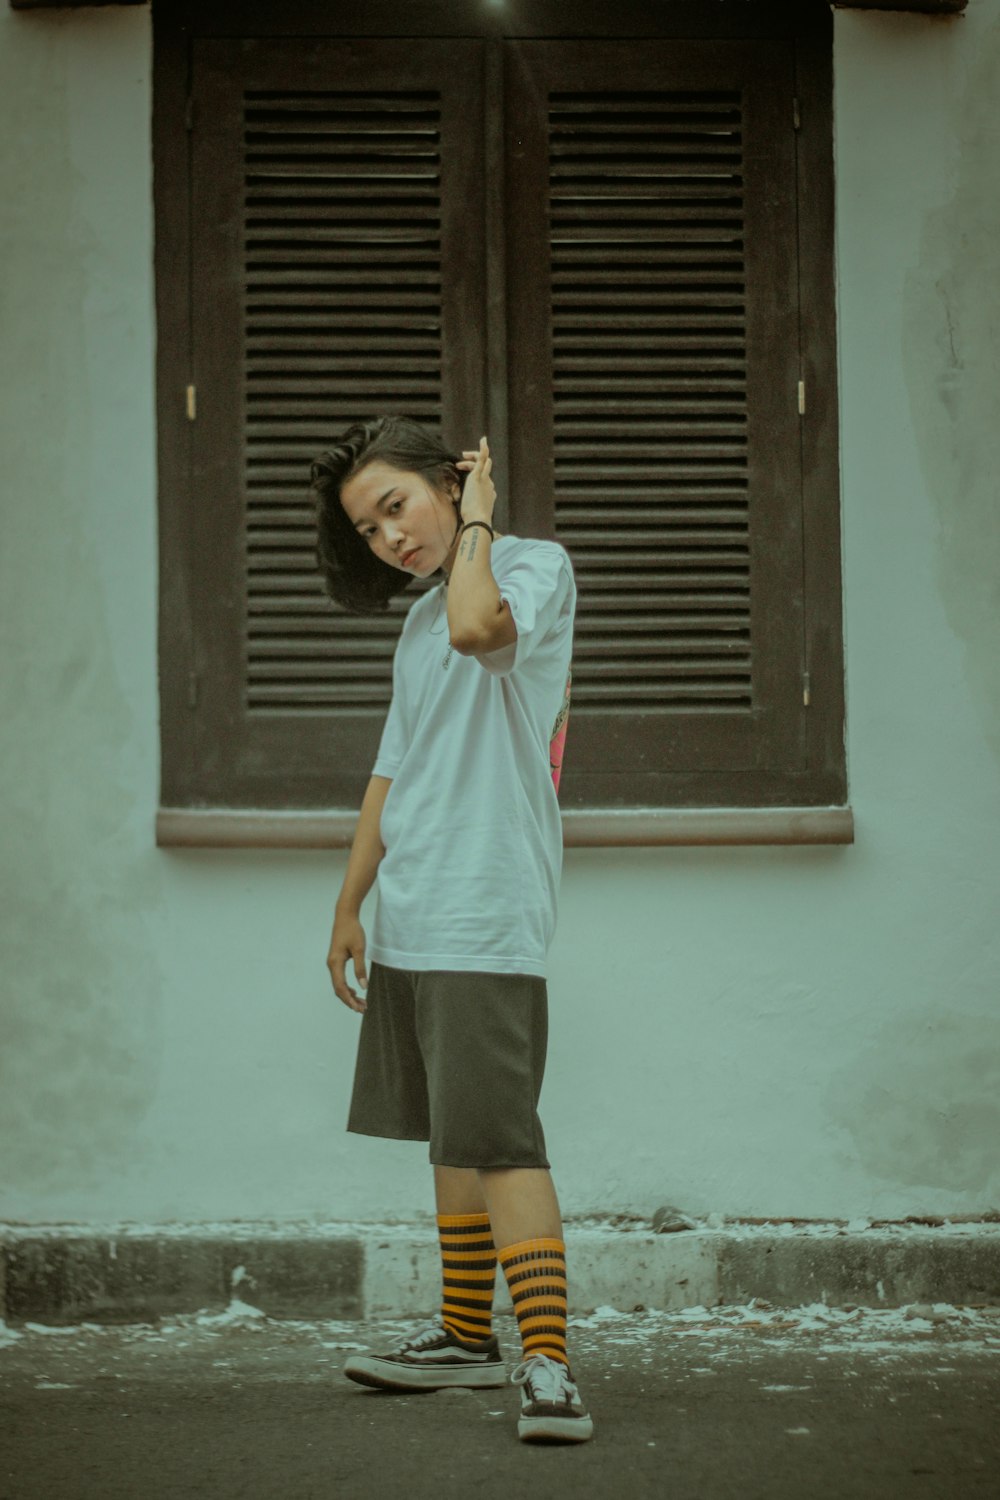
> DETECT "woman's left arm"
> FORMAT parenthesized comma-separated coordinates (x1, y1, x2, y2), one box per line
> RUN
(446, 436, 509, 648)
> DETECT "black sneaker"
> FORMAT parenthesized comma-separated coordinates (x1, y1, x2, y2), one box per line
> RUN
(511, 1353, 595, 1442)
(343, 1318, 507, 1392)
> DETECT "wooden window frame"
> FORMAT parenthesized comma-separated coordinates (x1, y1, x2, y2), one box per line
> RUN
(152, 0, 853, 846)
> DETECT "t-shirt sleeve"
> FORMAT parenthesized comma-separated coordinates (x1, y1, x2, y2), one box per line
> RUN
(474, 542, 575, 679)
(371, 631, 409, 779)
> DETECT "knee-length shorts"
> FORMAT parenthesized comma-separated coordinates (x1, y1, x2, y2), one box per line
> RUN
(346, 961, 550, 1168)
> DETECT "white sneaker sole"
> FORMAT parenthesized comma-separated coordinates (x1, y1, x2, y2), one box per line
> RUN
(518, 1410, 595, 1442)
(344, 1355, 508, 1391)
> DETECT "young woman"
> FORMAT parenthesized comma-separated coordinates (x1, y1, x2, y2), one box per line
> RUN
(311, 414, 590, 1445)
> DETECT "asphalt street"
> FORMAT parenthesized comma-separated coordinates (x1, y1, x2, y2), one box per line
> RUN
(1, 1302, 998, 1499)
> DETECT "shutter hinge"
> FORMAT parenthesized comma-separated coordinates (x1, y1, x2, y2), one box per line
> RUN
(798, 379, 806, 415)
(188, 670, 199, 709)
(803, 671, 811, 708)
(186, 96, 194, 131)
(186, 384, 197, 421)
(793, 96, 800, 131)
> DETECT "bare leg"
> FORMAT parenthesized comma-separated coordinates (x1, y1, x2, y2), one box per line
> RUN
(476, 1166, 563, 1248)
(433, 1164, 489, 1216)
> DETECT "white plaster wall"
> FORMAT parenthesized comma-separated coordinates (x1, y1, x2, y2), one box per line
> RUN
(1, 3, 998, 1228)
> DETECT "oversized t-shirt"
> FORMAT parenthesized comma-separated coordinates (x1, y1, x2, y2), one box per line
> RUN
(368, 535, 576, 978)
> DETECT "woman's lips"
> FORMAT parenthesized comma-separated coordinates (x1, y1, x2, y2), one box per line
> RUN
(401, 548, 420, 567)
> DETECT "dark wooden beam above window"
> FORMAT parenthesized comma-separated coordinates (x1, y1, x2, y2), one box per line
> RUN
(10, 1, 146, 8)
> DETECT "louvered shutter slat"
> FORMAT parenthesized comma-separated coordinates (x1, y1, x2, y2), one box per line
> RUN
(239, 60, 440, 712)
(505, 40, 803, 785)
(554, 80, 749, 708)
(187, 39, 484, 800)
(241, 74, 471, 713)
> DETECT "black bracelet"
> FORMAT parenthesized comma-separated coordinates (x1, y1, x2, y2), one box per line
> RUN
(461, 520, 495, 540)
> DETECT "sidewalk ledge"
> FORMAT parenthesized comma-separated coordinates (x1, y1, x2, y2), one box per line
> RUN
(1, 1219, 997, 1327)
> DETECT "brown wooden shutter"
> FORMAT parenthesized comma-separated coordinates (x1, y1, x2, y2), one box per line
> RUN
(180, 37, 486, 806)
(505, 40, 805, 808)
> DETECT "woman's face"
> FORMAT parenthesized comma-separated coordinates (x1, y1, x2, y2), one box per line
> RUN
(339, 460, 460, 578)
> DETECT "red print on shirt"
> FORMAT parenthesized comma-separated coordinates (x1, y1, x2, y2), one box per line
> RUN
(549, 667, 572, 795)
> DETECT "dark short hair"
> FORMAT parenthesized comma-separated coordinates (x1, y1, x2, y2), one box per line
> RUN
(311, 414, 463, 615)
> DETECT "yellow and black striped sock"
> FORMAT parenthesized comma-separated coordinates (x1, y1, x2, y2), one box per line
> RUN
(497, 1236, 570, 1368)
(436, 1212, 497, 1343)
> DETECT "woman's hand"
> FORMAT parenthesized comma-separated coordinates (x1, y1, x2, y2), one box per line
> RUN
(457, 436, 496, 527)
(327, 907, 368, 1014)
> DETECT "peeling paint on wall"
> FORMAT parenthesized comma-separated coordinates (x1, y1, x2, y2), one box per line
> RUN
(0, 513, 165, 1192)
(901, 8, 1000, 761)
(0, 8, 164, 1200)
(824, 1011, 1000, 1194)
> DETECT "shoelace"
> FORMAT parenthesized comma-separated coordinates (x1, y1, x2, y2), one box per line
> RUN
(510, 1353, 579, 1405)
(402, 1319, 453, 1352)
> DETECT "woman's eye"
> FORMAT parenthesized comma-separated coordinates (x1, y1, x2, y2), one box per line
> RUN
(366, 500, 403, 539)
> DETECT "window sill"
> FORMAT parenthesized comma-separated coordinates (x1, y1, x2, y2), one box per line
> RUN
(156, 805, 854, 848)
(830, 2, 965, 12)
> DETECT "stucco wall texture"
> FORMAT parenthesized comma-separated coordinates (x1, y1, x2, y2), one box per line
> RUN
(1, 3, 998, 1228)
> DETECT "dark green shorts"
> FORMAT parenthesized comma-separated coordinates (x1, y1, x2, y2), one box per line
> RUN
(346, 961, 550, 1169)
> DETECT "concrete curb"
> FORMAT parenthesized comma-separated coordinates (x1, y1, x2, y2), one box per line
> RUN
(2, 1222, 998, 1327)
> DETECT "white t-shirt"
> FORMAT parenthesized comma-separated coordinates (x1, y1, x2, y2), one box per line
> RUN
(368, 535, 576, 978)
